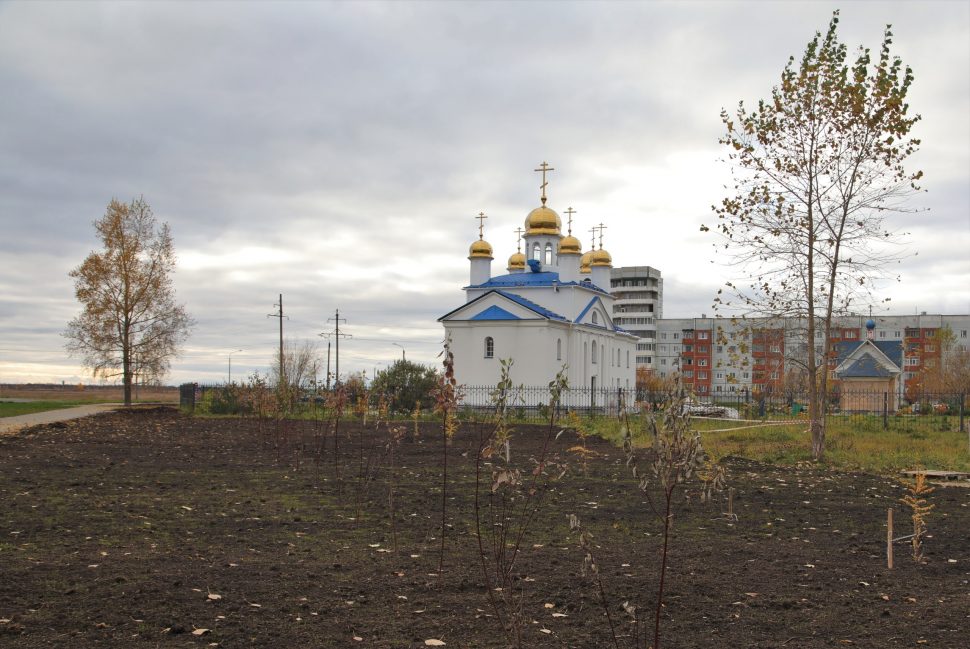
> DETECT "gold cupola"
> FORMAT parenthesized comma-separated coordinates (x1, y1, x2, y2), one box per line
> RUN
(469, 238, 493, 259)
(590, 247, 612, 267)
(507, 251, 526, 271)
(525, 160, 562, 236)
(469, 211, 493, 259)
(579, 250, 593, 274)
(524, 205, 562, 236)
(558, 206, 581, 255)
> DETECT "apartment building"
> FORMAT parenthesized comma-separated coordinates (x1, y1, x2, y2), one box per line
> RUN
(610, 266, 663, 368)
(652, 313, 970, 398)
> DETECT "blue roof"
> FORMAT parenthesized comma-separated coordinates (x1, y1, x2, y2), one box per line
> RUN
(840, 353, 896, 378)
(494, 290, 568, 321)
(467, 271, 608, 294)
(470, 305, 520, 321)
(835, 340, 903, 369)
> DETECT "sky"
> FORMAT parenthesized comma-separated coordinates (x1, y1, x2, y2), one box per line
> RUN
(1, 0, 968, 386)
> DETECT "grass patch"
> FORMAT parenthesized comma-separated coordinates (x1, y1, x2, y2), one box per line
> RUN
(589, 414, 970, 474)
(0, 400, 89, 418)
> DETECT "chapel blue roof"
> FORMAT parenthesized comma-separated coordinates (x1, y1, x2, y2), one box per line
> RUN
(839, 353, 896, 378)
(466, 271, 608, 294)
(494, 290, 568, 321)
(834, 340, 903, 369)
(471, 305, 520, 321)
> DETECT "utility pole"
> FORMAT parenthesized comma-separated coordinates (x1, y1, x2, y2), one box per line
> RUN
(326, 342, 331, 390)
(320, 309, 350, 386)
(267, 294, 287, 387)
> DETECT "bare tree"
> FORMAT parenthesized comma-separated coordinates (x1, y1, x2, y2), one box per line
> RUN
(65, 197, 192, 406)
(706, 12, 922, 459)
(271, 338, 321, 402)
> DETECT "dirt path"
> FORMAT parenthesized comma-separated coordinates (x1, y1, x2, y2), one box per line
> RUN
(0, 404, 120, 435)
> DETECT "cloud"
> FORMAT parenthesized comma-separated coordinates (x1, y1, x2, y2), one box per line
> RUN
(0, 1, 966, 384)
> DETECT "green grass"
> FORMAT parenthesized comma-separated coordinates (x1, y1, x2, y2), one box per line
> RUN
(0, 400, 88, 418)
(589, 414, 970, 475)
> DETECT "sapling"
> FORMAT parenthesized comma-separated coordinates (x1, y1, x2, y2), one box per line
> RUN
(901, 472, 934, 563)
(623, 385, 708, 649)
(474, 363, 568, 648)
(432, 339, 459, 575)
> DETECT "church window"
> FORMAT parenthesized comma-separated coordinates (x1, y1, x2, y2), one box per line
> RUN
(532, 243, 541, 261)
(484, 337, 494, 359)
(556, 338, 562, 361)
(592, 311, 599, 325)
(626, 350, 630, 368)
(591, 341, 598, 364)
(544, 243, 553, 265)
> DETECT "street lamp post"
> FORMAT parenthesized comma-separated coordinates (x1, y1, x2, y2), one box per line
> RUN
(392, 342, 406, 361)
(228, 349, 243, 384)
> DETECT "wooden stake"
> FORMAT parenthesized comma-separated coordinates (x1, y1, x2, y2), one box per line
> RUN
(887, 508, 894, 570)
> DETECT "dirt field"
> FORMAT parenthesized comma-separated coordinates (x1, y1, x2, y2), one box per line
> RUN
(1, 408, 967, 648)
(0, 384, 178, 403)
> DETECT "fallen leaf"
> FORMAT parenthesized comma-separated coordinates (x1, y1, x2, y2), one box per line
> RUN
(425, 640, 446, 646)
(192, 628, 210, 636)
(207, 593, 222, 601)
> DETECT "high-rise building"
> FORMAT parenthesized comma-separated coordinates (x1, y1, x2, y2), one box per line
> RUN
(610, 266, 663, 369)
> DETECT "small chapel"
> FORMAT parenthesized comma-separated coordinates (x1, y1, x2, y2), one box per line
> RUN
(438, 162, 637, 401)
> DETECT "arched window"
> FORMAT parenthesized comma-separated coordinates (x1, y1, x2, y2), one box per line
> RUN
(591, 340, 597, 364)
(591, 311, 599, 325)
(556, 338, 562, 361)
(532, 243, 541, 261)
(484, 336, 494, 358)
(544, 243, 553, 265)
(626, 350, 630, 368)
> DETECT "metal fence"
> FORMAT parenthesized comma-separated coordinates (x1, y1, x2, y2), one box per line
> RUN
(180, 382, 967, 432)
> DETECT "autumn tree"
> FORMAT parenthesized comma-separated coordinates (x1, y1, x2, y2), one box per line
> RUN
(707, 12, 922, 459)
(921, 325, 970, 395)
(65, 197, 192, 405)
(370, 359, 438, 414)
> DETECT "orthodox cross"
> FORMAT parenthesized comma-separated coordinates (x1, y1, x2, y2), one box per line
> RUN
(534, 161, 555, 204)
(514, 226, 524, 252)
(475, 211, 487, 239)
(597, 222, 608, 249)
(589, 226, 599, 250)
(564, 206, 576, 235)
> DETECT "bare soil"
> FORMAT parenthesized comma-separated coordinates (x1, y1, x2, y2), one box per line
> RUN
(1, 408, 967, 648)
(0, 384, 178, 403)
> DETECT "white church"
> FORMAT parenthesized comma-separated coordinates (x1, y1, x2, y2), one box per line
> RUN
(438, 163, 637, 404)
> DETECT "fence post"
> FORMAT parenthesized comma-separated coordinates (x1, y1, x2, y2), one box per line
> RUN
(883, 392, 889, 430)
(960, 392, 970, 442)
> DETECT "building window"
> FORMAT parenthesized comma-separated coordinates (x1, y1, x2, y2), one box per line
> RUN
(699, 331, 709, 340)
(962, 330, 967, 338)
(684, 370, 694, 378)
(592, 311, 599, 325)
(661, 333, 667, 340)
(484, 337, 494, 358)
(769, 344, 781, 353)
(879, 331, 886, 338)
(699, 359, 708, 367)
(557, 338, 562, 361)
(907, 358, 919, 366)
(698, 371, 708, 379)
(660, 359, 667, 366)
(591, 341, 597, 364)
(673, 333, 679, 340)
(544, 243, 553, 265)
(925, 344, 935, 353)
(532, 243, 541, 261)
(716, 345, 723, 353)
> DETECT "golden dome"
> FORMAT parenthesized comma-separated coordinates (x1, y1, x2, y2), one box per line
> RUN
(579, 250, 593, 274)
(590, 247, 613, 267)
(507, 251, 526, 271)
(524, 205, 562, 236)
(469, 238, 493, 259)
(558, 234, 582, 255)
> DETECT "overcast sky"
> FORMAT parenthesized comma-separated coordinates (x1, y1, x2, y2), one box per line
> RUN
(1, 1, 967, 386)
